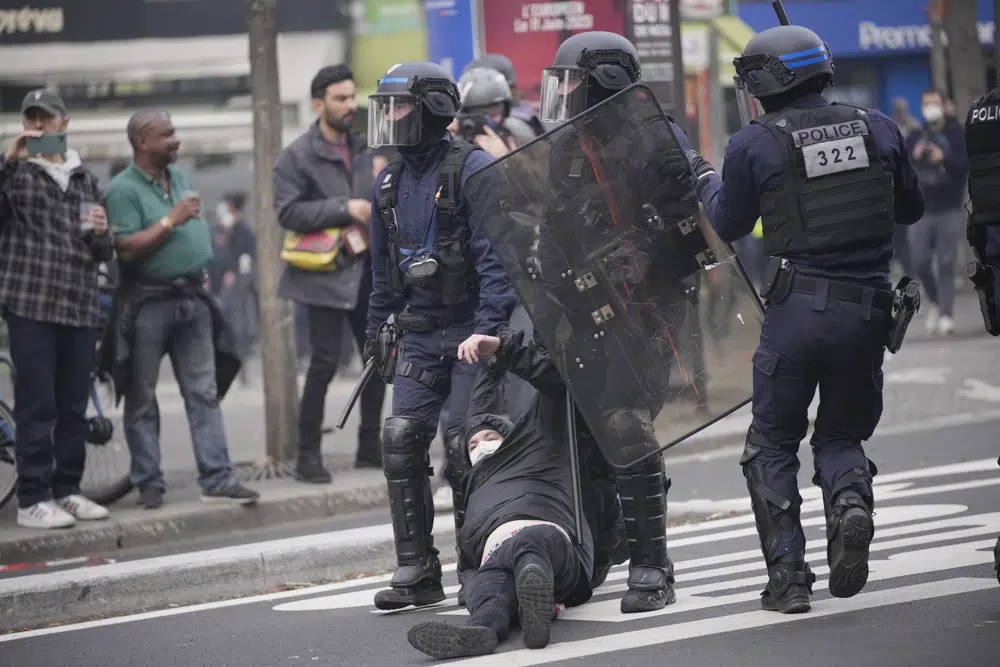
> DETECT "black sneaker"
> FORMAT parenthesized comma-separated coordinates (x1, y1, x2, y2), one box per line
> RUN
(201, 482, 260, 506)
(295, 458, 332, 484)
(407, 622, 498, 659)
(137, 486, 164, 510)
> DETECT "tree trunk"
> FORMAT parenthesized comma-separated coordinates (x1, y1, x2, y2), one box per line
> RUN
(943, 0, 987, 117)
(927, 0, 950, 95)
(247, 0, 299, 463)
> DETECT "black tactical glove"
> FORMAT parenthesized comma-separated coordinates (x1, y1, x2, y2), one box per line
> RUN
(685, 150, 716, 179)
(363, 336, 376, 364)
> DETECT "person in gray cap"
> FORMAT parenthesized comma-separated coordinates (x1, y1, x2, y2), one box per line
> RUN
(0, 88, 115, 529)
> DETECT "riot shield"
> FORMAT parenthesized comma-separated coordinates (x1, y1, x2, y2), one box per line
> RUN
(465, 84, 765, 470)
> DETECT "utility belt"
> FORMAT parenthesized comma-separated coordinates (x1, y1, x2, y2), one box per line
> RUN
(760, 257, 920, 353)
(396, 307, 466, 333)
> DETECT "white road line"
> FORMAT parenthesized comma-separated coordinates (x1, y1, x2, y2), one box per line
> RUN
(443, 578, 997, 666)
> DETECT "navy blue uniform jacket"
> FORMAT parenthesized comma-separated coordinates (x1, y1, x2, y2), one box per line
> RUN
(367, 137, 516, 338)
(696, 93, 925, 282)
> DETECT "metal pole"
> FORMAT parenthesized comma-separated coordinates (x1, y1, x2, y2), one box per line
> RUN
(771, 0, 790, 25)
(248, 0, 300, 463)
(668, 0, 688, 133)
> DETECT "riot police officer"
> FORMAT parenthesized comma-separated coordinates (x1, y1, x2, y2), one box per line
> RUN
(962, 87, 1000, 585)
(366, 62, 518, 610)
(465, 53, 546, 141)
(534, 30, 702, 614)
(454, 67, 522, 148)
(686, 25, 925, 612)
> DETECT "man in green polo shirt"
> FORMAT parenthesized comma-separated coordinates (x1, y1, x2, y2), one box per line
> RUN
(105, 110, 258, 509)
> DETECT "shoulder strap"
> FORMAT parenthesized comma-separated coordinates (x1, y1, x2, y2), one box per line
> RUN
(377, 160, 404, 215)
(435, 140, 483, 238)
(376, 160, 406, 295)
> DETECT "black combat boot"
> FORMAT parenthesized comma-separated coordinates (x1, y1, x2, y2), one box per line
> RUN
(374, 418, 445, 610)
(814, 462, 877, 599)
(762, 555, 815, 614)
(617, 459, 676, 613)
(295, 451, 331, 484)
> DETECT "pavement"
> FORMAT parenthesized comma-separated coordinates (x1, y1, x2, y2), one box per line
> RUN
(1, 292, 998, 562)
(0, 413, 997, 665)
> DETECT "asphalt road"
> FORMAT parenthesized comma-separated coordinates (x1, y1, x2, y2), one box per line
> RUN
(1, 414, 997, 666)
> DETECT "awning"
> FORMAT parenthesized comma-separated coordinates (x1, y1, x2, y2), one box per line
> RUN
(682, 15, 756, 86)
(0, 32, 346, 106)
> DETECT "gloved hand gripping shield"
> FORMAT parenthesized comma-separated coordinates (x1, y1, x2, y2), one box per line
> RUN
(464, 84, 765, 469)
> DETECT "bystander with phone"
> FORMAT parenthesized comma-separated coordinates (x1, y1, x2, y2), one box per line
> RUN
(0, 89, 115, 529)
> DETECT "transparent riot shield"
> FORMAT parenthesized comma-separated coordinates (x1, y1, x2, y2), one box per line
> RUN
(465, 84, 765, 470)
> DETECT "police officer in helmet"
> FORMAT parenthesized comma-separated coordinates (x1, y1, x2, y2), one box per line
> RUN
(465, 53, 546, 140)
(961, 86, 1000, 586)
(454, 67, 522, 148)
(686, 25, 924, 612)
(366, 61, 518, 610)
(537, 29, 702, 614)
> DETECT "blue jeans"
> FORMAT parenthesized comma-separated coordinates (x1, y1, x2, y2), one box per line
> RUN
(5, 311, 96, 508)
(124, 297, 233, 492)
(909, 208, 963, 317)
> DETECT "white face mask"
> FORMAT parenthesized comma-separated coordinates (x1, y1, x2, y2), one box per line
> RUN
(469, 439, 503, 465)
(922, 104, 943, 123)
(216, 202, 235, 229)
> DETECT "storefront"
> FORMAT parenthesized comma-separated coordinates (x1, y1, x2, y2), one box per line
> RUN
(737, 0, 996, 118)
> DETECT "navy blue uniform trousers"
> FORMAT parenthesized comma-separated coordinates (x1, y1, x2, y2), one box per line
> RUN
(392, 326, 480, 443)
(749, 285, 890, 560)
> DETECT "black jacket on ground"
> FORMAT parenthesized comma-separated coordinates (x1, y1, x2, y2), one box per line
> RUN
(458, 327, 595, 606)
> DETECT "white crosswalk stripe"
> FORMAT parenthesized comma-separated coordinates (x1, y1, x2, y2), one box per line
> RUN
(270, 460, 999, 663)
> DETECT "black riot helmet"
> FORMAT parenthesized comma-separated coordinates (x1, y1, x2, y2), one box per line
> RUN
(539, 31, 641, 123)
(464, 53, 517, 89)
(733, 25, 834, 120)
(367, 61, 461, 151)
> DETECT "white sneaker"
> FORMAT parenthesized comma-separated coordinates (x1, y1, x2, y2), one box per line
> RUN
(938, 315, 955, 336)
(17, 500, 77, 529)
(56, 494, 110, 521)
(924, 304, 940, 334)
(433, 486, 454, 512)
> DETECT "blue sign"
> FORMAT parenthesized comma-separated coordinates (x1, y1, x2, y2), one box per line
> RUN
(423, 0, 477, 79)
(738, 0, 996, 58)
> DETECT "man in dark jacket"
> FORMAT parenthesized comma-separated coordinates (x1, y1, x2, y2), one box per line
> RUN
(907, 89, 969, 336)
(273, 64, 387, 481)
(406, 327, 594, 660)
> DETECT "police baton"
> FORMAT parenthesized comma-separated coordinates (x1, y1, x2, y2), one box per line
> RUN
(772, 0, 790, 25)
(336, 359, 377, 430)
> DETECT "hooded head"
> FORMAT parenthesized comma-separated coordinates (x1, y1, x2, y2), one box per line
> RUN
(465, 413, 514, 465)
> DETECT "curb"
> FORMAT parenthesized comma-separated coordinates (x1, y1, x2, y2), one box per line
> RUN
(0, 511, 736, 634)
(0, 477, 390, 564)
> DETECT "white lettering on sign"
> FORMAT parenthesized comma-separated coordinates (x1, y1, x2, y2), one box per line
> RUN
(0, 7, 63, 35)
(514, 2, 593, 33)
(802, 136, 869, 179)
(859, 20, 996, 51)
(792, 120, 869, 148)
(970, 105, 1000, 125)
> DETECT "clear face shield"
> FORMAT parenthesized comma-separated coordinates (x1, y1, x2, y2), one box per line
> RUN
(734, 75, 765, 127)
(539, 67, 588, 123)
(367, 94, 421, 148)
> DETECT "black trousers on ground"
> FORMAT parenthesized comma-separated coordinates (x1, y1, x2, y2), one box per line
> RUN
(464, 525, 579, 641)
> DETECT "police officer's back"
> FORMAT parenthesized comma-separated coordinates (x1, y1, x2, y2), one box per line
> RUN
(688, 24, 924, 613)
(962, 87, 1000, 586)
(365, 61, 517, 610)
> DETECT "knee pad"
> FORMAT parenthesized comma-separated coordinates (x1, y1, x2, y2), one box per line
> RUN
(382, 417, 431, 478)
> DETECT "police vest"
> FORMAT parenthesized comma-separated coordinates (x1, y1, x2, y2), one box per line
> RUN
(376, 140, 482, 306)
(966, 91, 1000, 228)
(753, 103, 895, 257)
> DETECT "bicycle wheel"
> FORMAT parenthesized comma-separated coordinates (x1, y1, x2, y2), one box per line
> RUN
(81, 375, 134, 505)
(0, 399, 17, 509)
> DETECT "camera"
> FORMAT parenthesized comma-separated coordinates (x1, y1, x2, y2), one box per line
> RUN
(455, 113, 512, 144)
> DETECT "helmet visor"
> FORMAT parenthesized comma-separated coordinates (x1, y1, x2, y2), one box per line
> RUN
(367, 94, 421, 148)
(539, 68, 588, 123)
(734, 76, 765, 127)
